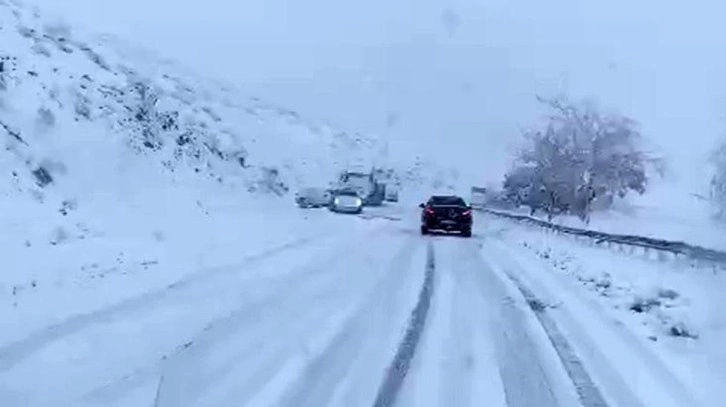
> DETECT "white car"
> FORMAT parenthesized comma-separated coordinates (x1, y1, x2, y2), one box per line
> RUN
(329, 190, 363, 214)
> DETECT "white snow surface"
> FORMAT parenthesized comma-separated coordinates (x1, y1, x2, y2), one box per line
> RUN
(4, 203, 722, 406)
(2, 0, 725, 406)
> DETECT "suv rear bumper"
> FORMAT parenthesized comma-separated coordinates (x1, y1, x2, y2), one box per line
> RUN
(424, 219, 471, 231)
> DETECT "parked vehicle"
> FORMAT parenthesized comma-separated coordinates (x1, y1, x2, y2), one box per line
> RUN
(419, 195, 473, 237)
(295, 187, 332, 208)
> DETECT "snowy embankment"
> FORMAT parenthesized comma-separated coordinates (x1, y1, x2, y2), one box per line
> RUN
(482, 214, 726, 406)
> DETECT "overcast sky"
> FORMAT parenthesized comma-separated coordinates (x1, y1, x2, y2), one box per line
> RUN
(28, 0, 726, 187)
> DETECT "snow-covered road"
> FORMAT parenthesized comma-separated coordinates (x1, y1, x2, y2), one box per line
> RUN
(0, 209, 710, 407)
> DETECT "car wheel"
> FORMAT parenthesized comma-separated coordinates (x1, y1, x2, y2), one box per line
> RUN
(421, 226, 429, 235)
(462, 228, 472, 238)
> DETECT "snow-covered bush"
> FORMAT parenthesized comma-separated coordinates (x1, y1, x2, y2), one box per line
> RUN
(0, 55, 13, 108)
(36, 106, 55, 128)
(710, 140, 726, 218)
(504, 96, 660, 221)
(121, 81, 169, 150)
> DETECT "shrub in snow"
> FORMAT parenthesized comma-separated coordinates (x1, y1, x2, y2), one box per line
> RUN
(77, 43, 110, 71)
(74, 93, 92, 120)
(32, 166, 53, 187)
(59, 199, 77, 216)
(657, 287, 680, 300)
(710, 140, 726, 218)
(629, 296, 661, 313)
(503, 95, 661, 222)
(121, 81, 171, 150)
(668, 321, 698, 339)
(36, 107, 56, 128)
(0, 62, 6, 92)
(527, 298, 548, 312)
(595, 274, 612, 290)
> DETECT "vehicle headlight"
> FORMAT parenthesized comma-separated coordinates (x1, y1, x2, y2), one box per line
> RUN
(334, 197, 340, 205)
(355, 198, 362, 207)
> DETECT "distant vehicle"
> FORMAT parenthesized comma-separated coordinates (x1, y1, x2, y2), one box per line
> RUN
(330, 189, 364, 214)
(385, 184, 399, 202)
(295, 187, 332, 208)
(470, 186, 487, 209)
(419, 195, 473, 237)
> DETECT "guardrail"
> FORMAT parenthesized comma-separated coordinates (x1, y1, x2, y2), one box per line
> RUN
(480, 208, 726, 266)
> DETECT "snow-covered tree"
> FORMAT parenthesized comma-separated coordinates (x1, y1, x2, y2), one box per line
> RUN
(504, 96, 658, 222)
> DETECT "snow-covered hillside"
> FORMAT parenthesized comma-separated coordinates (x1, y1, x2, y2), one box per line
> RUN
(0, 0, 394, 194)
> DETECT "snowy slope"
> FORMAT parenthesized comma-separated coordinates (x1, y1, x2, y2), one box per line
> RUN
(0, 0, 390, 194)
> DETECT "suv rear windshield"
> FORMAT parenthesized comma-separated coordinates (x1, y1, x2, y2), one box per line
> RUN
(430, 196, 466, 206)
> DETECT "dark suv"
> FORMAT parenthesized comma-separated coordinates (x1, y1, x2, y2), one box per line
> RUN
(419, 195, 473, 237)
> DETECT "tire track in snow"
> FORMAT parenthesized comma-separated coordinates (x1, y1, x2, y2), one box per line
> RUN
(153, 232, 411, 407)
(464, 243, 564, 407)
(473, 237, 611, 407)
(372, 240, 435, 407)
(504, 272, 610, 407)
(486, 235, 700, 407)
(395, 238, 478, 407)
(273, 237, 421, 407)
(439, 241, 478, 407)
(0, 234, 330, 371)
